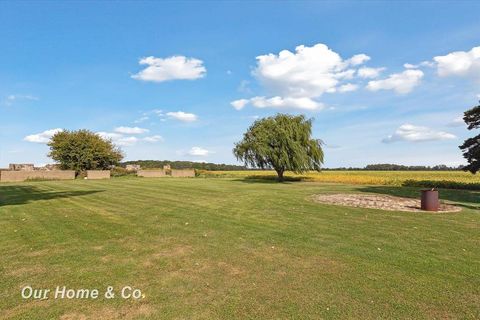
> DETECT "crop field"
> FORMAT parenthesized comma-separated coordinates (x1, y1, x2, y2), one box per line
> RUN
(200, 170, 480, 187)
(0, 177, 479, 319)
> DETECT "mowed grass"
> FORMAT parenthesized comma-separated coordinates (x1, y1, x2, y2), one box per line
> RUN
(0, 177, 479, 319)
(200, 170, 480, 186)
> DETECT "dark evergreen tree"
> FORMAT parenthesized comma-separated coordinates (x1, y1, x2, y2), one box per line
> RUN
(459, 103, 480, 174)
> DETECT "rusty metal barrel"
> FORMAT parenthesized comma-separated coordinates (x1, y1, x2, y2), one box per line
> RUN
(421, 189, 439, 211)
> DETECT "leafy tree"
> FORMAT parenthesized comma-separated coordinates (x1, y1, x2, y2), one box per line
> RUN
(233, 113, 324, 181)
(48, 129, 123, 174)
(459, 103, 480, 174)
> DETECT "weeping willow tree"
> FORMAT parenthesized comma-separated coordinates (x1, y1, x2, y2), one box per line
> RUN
(459, 102, 480, 174)
(233, 114, 324, 181)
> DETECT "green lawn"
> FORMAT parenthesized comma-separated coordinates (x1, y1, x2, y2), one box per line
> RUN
(0, 177, 479, 319)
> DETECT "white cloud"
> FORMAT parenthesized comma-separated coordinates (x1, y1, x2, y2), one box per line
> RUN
(97, 132, 123, 140)
(116, 136, 139, 147)
(233, 96, 324, 111)
(143, 135, 164, 142)
(24, 128, 162, 148)
(98, 131, 162, 146)
(253, 43, 369, 98)
(11, 94, 38, 101)
(346, 54, 371, 66)
(138, 109, 198, 122)
(98, 132, 137, 146)
(150, 109, 168, 121)
(403, 61, 435, 69)
(237, 80, 252, 94)
(132, 55, 206, 82)
(250, 96, 323, 110)
(231, 99, 249, 110)
(367, 69, 424, 94)
(114, 126, 149, 134)
(358, 67, 385, 78)
(382, 124, 456, 143)
(3, 94, 39, 106)
(166, 111, 198, 122)
(24, 128, 63, 144)
(99, 133, 138, 146)
(433, 46, 480, 78)
(233, 43, 388, 111)
(134, 116, 149, 124)
(338, 83, 358, 93)
(188, 147, 210, 156)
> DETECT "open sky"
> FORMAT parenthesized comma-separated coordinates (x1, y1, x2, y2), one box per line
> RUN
(1, 1, 479, 168)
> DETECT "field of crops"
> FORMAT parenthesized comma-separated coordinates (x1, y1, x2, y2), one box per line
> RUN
(199, 170, 480, 186)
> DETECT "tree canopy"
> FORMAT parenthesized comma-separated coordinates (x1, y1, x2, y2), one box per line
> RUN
(459, 103, 480, 174)
(48, 129, 123, 174)
(233, 113, 324, 181)
(121, 160, 246, 171)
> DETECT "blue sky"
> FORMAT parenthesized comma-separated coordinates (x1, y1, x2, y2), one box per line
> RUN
(1, 1, 479, 168)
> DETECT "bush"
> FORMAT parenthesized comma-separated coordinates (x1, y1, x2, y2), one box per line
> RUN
(402, 179, 480, 190)
(76, 171, 87, 179)
(111, 167, 136, 178)
(25, 177, 59, 182)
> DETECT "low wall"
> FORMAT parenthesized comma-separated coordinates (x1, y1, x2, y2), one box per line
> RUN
(137, 169, 166, 178)
(86, 170, 111, 180)
(0, 170, 75, 182)
(171, 169, 195, 177)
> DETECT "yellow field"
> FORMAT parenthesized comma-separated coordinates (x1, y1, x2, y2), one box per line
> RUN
(199, 170, 480, 186)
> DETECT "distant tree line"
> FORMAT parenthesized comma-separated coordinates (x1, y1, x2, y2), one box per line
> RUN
(121, 161, 463, 172)
(121, 160, 247, 171)
(323, 164, 464, 171)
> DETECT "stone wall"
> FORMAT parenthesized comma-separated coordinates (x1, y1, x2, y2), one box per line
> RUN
(171, 169, 195, 177)
(0, 170, 75, 182)
(137, 169, 166, 178)
(86, 170, 111, 180)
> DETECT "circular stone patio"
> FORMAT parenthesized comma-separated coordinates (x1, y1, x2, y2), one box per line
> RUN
(311, 193, 461, 212)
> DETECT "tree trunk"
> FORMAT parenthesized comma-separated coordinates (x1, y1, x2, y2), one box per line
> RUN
(276, 168, 284, 182)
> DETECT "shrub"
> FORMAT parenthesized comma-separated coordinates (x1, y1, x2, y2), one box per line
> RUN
(25, 177, 59, 182)
(111, 167, 136, 178)
(402, 179, 480, 190)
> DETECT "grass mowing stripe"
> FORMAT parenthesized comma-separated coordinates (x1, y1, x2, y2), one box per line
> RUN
(1, 178, 478, 319)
